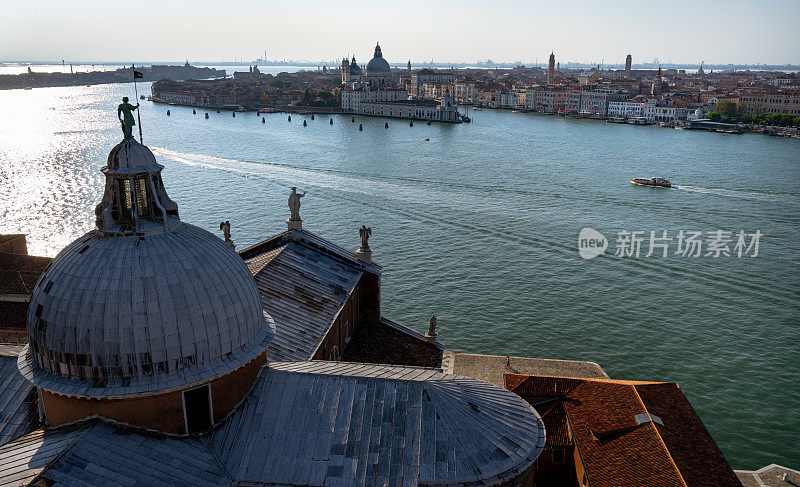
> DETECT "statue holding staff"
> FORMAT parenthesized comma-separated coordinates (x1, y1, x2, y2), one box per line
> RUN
(117, 96, 139, 139)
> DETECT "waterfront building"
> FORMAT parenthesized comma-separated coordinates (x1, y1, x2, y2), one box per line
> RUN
(514, 89, 528, 109)
(500, 91, 518, 108)
(454, 81, 480, 104)
(479, 89, 502, 108)
(341, 87, 409, 111)
(565, 90, 582, 113)
(157, 91, 209, 106)
(579, 90, 624, 117)
(737, 89, 800, 116)
(352, 95, 461, 122)
(608, 96, 657, 119)
(653, 105, 689, 122)
(0, 135, 543, 485)
(526, 88, 568, 113)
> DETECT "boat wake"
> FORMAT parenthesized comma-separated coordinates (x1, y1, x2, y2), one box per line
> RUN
(673, 185, 789, 202)
(150, 146, 493, 212)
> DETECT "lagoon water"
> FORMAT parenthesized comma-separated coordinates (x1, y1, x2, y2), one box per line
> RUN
(0, 82, 798, 469)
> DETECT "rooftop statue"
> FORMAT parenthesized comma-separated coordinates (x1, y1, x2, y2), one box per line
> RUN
(117, 96, 139, 139)
(359, 225, 371, 251)
(428, 314, 437, 337)
(220, 220, 231, 241)
(288, 187, 306, 221)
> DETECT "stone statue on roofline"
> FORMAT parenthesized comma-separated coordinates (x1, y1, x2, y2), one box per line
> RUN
(428, 314, 437, 337)
(117, 96, 139, 139)
(219, 220, 234, 248)
(288, 187, 306, 221)
(359, 225, 371, 251)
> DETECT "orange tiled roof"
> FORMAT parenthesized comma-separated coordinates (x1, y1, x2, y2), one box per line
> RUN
(505, 374, 742, 487)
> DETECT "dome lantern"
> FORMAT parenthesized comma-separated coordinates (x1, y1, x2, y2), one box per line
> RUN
(94, 138, 180, 234)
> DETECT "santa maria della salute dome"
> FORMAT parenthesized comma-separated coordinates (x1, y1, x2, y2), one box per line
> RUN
(1, 120, 548, 486)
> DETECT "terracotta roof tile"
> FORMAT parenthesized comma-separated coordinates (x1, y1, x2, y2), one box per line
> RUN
(505, 374, 742, 487)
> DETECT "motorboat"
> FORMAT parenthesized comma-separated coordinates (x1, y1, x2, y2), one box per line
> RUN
(631, 177, 671, 188)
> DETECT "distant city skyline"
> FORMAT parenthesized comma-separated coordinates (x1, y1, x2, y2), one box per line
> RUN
(2, 0, 799, 65)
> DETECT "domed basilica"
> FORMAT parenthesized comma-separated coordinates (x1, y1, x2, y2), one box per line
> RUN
(0, 128, 545, 486)
(342, 42, 397, 89)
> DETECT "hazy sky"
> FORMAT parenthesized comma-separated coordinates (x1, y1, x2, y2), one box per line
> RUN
(2, 0, 799, 65)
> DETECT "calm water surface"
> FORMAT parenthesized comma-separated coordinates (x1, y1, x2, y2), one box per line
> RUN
(0, 83, 798, 469)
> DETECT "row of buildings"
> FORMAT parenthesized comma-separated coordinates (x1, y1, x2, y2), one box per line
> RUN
(339, 43, 464, 122)
(403, 53, 800, 123)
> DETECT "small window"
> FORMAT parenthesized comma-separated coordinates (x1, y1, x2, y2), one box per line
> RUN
(134, 178, 150, 217)
(183, 385, 213, 434)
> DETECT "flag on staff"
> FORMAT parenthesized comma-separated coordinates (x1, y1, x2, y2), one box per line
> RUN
(133, 69, 143, 79)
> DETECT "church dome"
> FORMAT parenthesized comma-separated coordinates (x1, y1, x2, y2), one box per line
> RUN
(20, 139, 272, 397)
(366, 43, 391, 74)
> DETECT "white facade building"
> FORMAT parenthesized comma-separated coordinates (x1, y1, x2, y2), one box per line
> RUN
(653, 106, 689, 122)
(341, 88, 409, 111)
(352, 95, 460, 122)
(608, 97, 657, 119)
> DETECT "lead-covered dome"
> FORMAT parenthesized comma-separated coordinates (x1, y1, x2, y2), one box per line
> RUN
(366, 43, 391, 74)
(20, 139, 272, 397)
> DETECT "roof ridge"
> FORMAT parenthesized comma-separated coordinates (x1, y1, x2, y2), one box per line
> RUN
(631, 384, 688, 487)
(508, 372, 669, 386)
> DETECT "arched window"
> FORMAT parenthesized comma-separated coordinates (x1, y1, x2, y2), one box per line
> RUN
(330, 346, 339, 361)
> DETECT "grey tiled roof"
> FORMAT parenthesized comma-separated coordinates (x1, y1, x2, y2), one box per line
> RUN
(0, 354, 38, 447)
(208, 361, 546, 486)
(24, 222, 271, 397)
(245, 237, 364, 362)
(0, 362, 545, 487)
(0, 422, 229, 487)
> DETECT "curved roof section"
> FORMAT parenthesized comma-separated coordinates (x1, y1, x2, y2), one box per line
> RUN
(367, 43, 391, 74)
(21, 223, 272, 397)
(0, 350, 38, 447)
(367, 56, 391, 74)
(104, 138, 163, 175)
(209, 361, 546, 486)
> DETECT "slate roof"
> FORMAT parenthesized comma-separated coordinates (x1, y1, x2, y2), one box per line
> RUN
(0, 363, 545, 487)
(240, 230, 375, 362)
(343, 317, 443, 368)
(23, 223, 272, 397)
(0, 422, 229, 487)
(208, 361, 545, 486)
(0, 252, 51, 295)
(505, 374, 741, 487)
(0, 351, 38, 447)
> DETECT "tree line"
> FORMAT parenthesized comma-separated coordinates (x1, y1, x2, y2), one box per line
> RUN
(708, 101, 800, 127)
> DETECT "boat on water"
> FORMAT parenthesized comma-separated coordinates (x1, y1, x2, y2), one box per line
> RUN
(140, 95, 145, 100)
(631, 177, 671, 188)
